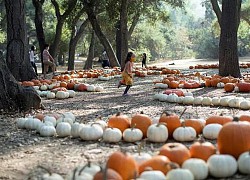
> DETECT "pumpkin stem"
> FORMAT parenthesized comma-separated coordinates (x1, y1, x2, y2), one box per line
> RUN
(72, 167, 78, 180)
(179, 107, 187, 119)
(233, 116, 239, 122)
(181, 121, 186, 128)
(131, 123, 137, 129)
(166, 162, 180, 169)
(116, 112, 121, 116)
(161, 111, 170, 117)
(140, 111, 144, 114)
(37, 165, 53, 175)
(197, 134, 205, 144)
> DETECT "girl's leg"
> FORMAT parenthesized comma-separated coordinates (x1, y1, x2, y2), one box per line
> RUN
(123, 85, 131, 95)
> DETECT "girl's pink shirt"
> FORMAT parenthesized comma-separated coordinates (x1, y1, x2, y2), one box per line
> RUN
(123, 61, 133, 74)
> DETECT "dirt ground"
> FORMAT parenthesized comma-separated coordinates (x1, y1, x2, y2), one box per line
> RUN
(1, 58, 250, 179)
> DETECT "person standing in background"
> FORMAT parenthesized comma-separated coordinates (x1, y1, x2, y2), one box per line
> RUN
(42, 44, 56, 78)
(29, 45, 38, 76)
(142, 53, 147, 68)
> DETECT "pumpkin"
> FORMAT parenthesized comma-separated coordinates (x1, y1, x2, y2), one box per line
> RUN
(40, 84, 48, 91)
(205, 114, 233, 125)
(193, 96, 203, 105)
(173, 122, 196, 142)
(216, 82, 225, 88)
(56, 122, 71, 137)
(16, 117, 28, 129)
(132, 151, 152, 165)
(87, 85, 96, 92)
(202, 124, 222, 140)
(207, 154, 237, 178)
(217, 117, 250, 159)
(166, 168, 194, 180)
(103, 127, 122, 143)
(211, 97, 220, 106)
(238, 151, 250, 174)
(34, 113, 45, 121)
(239, 114, 250, 123)
(224, 83, 235, 92)
(219, 96, 233, 107)
(44, 116, 57, 127)
(93, 168, 122, 180)
(106, 151, 138, 180)
(95, 85, 104, 92)
(182, 158, 208, 180)
(24, 117, 43, 130)
(139, 155, 171, 174)
(201, 97, 212, 106)
(71, 122, 85, 138)
(71, 162, 101, 178)
(79, 124, 103, 141)
(39, 125, 56, 137)
(163, 89, 184, 97)
(184, 119, 204, 135)
(239, 100, 250, 110)
(67, 90, 76, 98)
(159, 143, 190, 166)
(77, 84, 87, 91)
(189, 136, 216, 161)
(158, 94, 168, 102)
(147, 123, 168, 143)
(131, 112, 152, 137)
(236, 82, 250, 92)
(183, 96, 194, 105)
(139, 170, 166, 180)
(107, 112, 130, 132)
(159, 112, 181, 137)
(123, 127, 143, 142)
(56, 91, 69, 99)
(47, 92, 56, 99)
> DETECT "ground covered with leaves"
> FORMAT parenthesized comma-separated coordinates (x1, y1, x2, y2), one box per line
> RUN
(1, 59, 250, 179)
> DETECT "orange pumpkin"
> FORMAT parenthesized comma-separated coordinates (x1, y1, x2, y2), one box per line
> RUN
(67, 81, 75, 90)
(159, 143, 190, 166)
(108, 112, 130, 132)
(77, 84, 87, 91)
(60, 81, 68, 88)
(210, 78, 220, 87)
(169, 81, 179, 89)
(34, 113, 45, 121)
(239, 114, 250, 123)
(159, 112, 181, 138)
(22, 81, 34, 87)
(205, 114, 233, 125)
(217, 117, 250, 159)
(189, 137, 216, 161)
(93, 168, 122, 180)
(224, 83, 235, 92)
(236, 82, 250, 92)
(139, 155, 171, 174)
(131, 112, 152, 138)
(106, 151, 138, 180)
(185, 119, 204, 135)
(163, 89, 184, 97)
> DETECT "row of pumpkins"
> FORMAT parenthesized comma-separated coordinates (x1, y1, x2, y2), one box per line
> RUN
(16, 111, 250, 158)
(189, 63, 250, 69)
(153, 90, 250, 110)
(32, 149, 250, 180)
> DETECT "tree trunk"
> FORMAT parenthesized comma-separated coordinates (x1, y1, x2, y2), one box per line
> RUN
(68, 19, 88, 71)
(218, 0, 241, 77)
(83, 0, 120, 67)
(0, 38, 42, 112)
(120, 0, 129, 70)
(58, 50, 64, 66)
(32, 0, 46, 74)
(5, 0, 36, 81)
(84, 31, 95, 69)
(115, 20, 122, 65)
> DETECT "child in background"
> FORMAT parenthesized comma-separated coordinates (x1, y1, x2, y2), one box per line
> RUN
(29, 45, 38, 76)
(118, 52, 136, 96)
(142, 53, 147, 68)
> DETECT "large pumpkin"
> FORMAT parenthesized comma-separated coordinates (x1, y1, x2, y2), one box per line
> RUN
(107, 112, 130, 132)
(217, 117, 250, 159)
(159, 143, 190, 166)
(131, 112, 152, 138)
(159, 112, 181, 138)
(106, 151, 138, 180)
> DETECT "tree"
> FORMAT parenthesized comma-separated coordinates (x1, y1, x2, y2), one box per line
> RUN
(1, 0, 42, 111)
(211, 0, 242, 77)
(84, 30, 95, 69)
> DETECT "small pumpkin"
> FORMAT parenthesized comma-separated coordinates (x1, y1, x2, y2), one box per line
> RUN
(79, 123, 103, 141)
(166, 168, 194, 180)
(159, 112, 181, 138)
(202, 124, 222, 140)
(56, 122, 71, 137)
(173, 122, 196, 142)
(39, 125, 56, 137)
(123, 127, 143, 142)
(147, 123, 168, 143)
(205, 114, 233, 125)
(131, 111, 152, 138)
(103, 127, 122, 143)
(107, 112, 130, 133)
(238, 151, 250, 174)
(182, 158, 208, 180)
(93, 168, 122, 180)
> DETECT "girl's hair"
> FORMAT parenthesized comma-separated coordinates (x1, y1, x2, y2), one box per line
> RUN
(143, 53, 146, 58)
(44, 43, 49, 49)
(31, 45, 36, 51)
(125, 52, 134, 63)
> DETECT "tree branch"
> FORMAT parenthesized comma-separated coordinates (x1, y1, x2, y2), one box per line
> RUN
(210, 0, 222, 26)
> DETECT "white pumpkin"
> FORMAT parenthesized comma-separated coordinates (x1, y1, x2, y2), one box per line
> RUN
(33, 86, 40, 90)
(193, 96, 203, 105)
(167, 93, 178, 103)
(63, 112, 75, 122)
(56, 91, 68, 99)
(79, 124, 103, 141)
(103, 127, 122, 143)
(71, 122, 85, 138)
(123, 128, 143, 142)
(139, 170, 166, 180)
(72, 163, 101, 176)
(87, 85, 95, 92)
(166, 169, 194, 180)
(173, 124, 196, 142)
(228, 97, 243, 108)
(183, 96, 194, 105)
(67, 90, 76, 98)
(182, 158, 208, 180)
(202, 124, 222, 140)
(239, 100, 250, 110)
(48, 83, 57, 90)
(153, 93, 164, 100)
(46, 92, 56, 99)
(158, 94, 168, 102)
(95, 85, 104, 92)
(176, 96, 184, 104)
(154, 83, 168, 89)
(24, 117, 43, 130)
(42, 173, 64, 180)
(56, 122, 71, 137)
(39, 125, 56, 137)
(207, 154, 237, 178)
(57, 117, 73, 126)
(202, 97, 212, 106)
(219, 96, 235, 107)
(211, 97, 220, 106)
(16, 117, 28, 129)
(44, 116, 57, 127)
(217, 82, 225, 88)
(40, 84, 48, 91)
(94, 120, 107, 130)
(147, 123, 168, 143)
(184, 91, 193, 97)
(238, 151, 250, 174)
(132, 152, 152, 165)
(66, 168, 92, 180)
